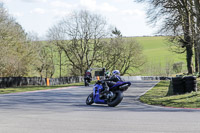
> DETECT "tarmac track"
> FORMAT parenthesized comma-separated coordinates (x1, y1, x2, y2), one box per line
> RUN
(0, 80, 200, 133)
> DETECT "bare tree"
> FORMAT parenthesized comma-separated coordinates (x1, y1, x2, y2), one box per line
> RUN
(36, 43, 55, 78)
(47, 24, 67, 78)
(48, 10, 110, 76)
(99, 28, 145, 75)
(27, 32, 55, 78)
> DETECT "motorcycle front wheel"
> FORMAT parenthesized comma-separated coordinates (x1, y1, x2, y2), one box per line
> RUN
(107, 91, 123, 107)
(86, 93, 94, 105)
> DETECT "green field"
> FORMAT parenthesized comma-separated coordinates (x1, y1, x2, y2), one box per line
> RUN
(133, 36, 187, 76)
(51, 36, 187, 77)
(134, 36, 186, 64)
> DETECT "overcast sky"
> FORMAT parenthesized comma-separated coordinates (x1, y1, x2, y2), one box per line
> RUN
(1, 0, 157, 38)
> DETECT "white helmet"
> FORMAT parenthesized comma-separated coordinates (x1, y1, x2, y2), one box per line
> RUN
(112, 70, 120, 75)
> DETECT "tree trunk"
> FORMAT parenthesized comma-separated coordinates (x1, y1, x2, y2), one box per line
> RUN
(59, 51, 62, 78)
(46, 68, 48, 78)
(194, 0, 200, 75)
(184, 8, 193, 74)
(186, 44, 193, 74)
(194, 42, 199, 73)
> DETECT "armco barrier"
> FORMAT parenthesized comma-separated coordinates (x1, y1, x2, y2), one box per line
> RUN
(121, 76, 171, 81)
(0, 76, 169, 88)
(0, 76, 84, 88)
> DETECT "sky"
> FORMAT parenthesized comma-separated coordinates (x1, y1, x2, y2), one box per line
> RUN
(0, 0, 157, 38)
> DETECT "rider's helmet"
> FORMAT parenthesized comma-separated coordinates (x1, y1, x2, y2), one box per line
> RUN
(87, 69, 91, 73)
(112, 70, 120, 76)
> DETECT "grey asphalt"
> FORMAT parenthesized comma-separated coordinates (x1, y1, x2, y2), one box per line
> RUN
(0, 80, 200, 133)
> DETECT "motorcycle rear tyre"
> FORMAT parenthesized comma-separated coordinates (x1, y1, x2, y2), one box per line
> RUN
(86, 93, 94, 105)
(108, 91, 123, 107)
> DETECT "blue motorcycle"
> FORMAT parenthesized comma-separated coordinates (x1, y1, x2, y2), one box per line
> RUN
(86, 81, 131, 107)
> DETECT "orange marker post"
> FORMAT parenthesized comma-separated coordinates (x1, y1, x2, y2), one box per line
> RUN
(46, 78, 50, 86)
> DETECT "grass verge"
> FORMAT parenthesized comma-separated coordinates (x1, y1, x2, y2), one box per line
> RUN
(140, 80, 200, 108)
(0, 81, 96, 94)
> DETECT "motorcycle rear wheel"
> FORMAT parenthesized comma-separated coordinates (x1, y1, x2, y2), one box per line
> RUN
(86, 93, 94, 105)
(107, 91, 123, 107)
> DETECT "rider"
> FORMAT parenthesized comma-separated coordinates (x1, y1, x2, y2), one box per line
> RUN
(105, 70, 111, 79)
(84, 69, 92, 83)
(100, 70, 123, 94)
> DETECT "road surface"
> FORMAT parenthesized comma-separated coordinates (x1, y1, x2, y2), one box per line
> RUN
(0, 80, 200, 133)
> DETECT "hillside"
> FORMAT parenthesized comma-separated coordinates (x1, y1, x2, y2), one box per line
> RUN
(133, 36, 187, 76)
(135, 36, 186, 63)
(51, 36, 187, 77)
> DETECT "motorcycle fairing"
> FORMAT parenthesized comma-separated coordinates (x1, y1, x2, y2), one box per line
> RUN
(93, 84, 107, 104)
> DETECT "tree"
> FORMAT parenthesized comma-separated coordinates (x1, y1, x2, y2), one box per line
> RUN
(48, 10, 145, 76)
(193, 0, 200, 74)
(135, 0, 194, 74)
(99, 28, 145, 75)
(47, 24, 67, 78)
(0, 3, 35, 77)
(48, 10, 110, 76)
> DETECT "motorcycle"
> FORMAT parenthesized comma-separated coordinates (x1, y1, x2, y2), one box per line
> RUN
(86, 81, 131, 107)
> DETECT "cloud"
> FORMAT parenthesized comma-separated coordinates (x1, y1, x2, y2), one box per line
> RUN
(99, 3, 118, 12)
(79, 0, 117, 13)
(51, 9, 70, 18)
(1, 0, 48, 3)
(11, 12, 24, 17)
(50, 1, 74, 8)
(30, 8, 46, 14)
(80, 0, 97, 11)
(21, 0, 48, 3)
(0, 0, 12, 3)
(122, 9, 145, 16)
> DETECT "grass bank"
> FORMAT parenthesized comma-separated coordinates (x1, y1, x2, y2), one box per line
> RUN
(0, 80, 98, 94)
(0, 82, 86, 94)
(140, 80, 200, 108)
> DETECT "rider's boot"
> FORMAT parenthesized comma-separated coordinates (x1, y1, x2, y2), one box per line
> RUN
(103, 86, 109, 93)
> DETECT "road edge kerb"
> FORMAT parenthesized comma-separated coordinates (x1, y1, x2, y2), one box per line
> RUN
(136, 80, 160, 100)
(137, 81, 200, 111)
(162, 106, 200, 110)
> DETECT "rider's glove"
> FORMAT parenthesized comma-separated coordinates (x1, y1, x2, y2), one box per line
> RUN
(97, 80, 104, 84)
(97, 80, 101, 84)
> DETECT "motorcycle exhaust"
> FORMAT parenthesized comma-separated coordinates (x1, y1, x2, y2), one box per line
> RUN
(119, 84, 130, 91)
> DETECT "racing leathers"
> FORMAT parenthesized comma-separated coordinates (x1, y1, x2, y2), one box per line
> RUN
(101, 75, 123, 93)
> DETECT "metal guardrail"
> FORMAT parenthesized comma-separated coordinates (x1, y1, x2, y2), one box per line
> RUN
(0, 76, 84, 88)
(121, 76, 171, 81)
(0, 76, 170, 88)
